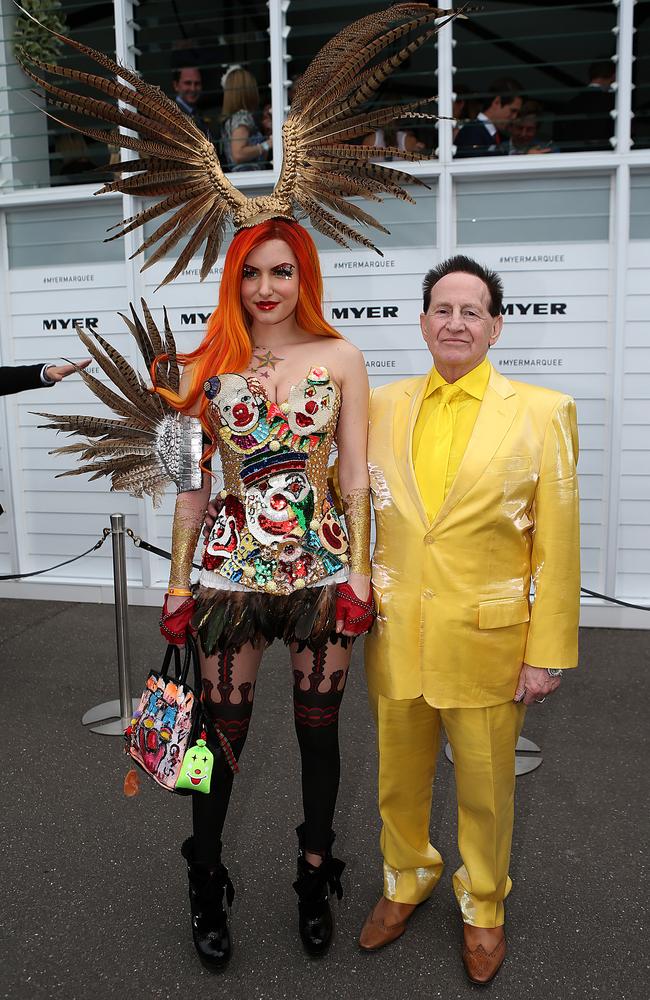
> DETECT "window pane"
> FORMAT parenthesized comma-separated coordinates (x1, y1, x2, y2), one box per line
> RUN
(1, 0, 116, 191)
(456, 174, 610, 244)
(630, 172, 650, 240)
(6, 201, 124, 267)
(286, 1, 439, 156)
(633, 0, 650, 149)
(453, 1, 617, 159)
(133, 1, 271, 172)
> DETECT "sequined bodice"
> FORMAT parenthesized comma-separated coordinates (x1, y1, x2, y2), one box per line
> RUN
(199, 366, 349, 595)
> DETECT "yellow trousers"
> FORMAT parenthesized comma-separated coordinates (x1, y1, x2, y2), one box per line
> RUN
(373, 694, 526, 927)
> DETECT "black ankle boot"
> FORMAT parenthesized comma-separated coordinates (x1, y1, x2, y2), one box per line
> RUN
(293, 824, 345, 957)
(181, 837, 234, 972)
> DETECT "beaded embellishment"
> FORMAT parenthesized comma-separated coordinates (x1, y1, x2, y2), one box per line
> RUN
(202, 367, 348, 594)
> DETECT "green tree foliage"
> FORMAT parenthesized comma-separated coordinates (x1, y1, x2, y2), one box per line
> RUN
(13, 1, 67, 65)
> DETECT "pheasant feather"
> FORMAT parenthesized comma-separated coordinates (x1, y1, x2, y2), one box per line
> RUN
(34, 304, 202, 506)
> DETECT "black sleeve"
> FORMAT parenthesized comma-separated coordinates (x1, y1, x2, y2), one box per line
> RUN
(455, 123, 503, 159)
(0, 364, 52, 397)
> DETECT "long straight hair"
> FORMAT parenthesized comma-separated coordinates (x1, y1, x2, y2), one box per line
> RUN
(220, 67, 259, 119)
(152, 219, 342, 455)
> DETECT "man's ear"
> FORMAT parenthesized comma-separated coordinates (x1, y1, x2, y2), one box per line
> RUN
(419, 312, 428, 340)
(489, 314, 503, 346)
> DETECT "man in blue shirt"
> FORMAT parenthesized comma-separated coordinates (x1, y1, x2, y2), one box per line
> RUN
(173, 66, 213, 142)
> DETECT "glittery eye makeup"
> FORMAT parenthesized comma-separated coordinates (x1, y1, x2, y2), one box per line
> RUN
(272, 263, 295, 279)
(242, 262, 295, 280)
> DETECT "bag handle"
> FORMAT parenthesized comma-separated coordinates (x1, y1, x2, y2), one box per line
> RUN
(160, 634, 201, 690)
(160, 642, 182, 680)
(181, 633, 202, 691)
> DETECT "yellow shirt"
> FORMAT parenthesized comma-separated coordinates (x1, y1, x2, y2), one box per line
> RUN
(413, 357, 491, 521)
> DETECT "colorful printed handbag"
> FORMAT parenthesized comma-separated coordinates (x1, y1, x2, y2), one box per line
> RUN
(124, 636, 237, 794)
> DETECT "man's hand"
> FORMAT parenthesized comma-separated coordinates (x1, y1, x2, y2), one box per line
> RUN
(514, 663, 561, 705)
(45, 359, 91, 382)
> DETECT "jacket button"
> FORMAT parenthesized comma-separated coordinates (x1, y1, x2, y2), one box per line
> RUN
(423, 589, 434, 600)
(425, 536, 434, 544)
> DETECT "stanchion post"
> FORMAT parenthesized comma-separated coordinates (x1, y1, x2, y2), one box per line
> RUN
(445, 735, 542, 776)
(81, 512, 138, 735)
(111, 512, 133, 724)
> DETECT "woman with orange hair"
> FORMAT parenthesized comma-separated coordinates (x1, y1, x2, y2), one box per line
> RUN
(158, 218, 373, 970)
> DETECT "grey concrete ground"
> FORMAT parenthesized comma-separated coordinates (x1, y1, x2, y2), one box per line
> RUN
(0, 599, 648, 1000)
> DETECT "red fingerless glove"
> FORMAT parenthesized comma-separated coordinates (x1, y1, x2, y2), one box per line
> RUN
(335, 582, 377, 636)
(160, 594, 196, 645)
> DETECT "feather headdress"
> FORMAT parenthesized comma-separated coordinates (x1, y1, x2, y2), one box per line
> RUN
(16, 3, 464, 286)
(29, 6, 465, 502)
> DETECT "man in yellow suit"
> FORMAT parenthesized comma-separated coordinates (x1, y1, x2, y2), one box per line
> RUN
(359, 256, 580, 984)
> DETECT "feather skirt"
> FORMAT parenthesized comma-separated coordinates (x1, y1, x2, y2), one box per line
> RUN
(194, 584, 349, 657)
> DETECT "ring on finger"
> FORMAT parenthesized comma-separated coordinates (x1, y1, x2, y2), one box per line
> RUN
(535, 696, 546, 704)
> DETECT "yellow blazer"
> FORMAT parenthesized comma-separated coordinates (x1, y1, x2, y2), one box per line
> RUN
(365, 363, 580, 708)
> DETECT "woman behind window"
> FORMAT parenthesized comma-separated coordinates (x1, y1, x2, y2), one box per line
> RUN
(220, 65, 272, 172)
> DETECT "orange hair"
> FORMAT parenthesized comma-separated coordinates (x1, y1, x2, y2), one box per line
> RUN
(152, 219, 342, 461)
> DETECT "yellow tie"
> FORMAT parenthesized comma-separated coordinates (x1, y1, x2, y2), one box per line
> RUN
(417, 383, 459, 521)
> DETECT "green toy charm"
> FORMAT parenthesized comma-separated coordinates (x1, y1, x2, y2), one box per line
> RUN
(175, 736, 214, 794)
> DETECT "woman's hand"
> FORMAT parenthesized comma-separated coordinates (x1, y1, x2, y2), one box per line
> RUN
(160, 592, 196, 645)
(335, 573, 375, 637)
(230, 124, 270, 164)
(166, 593, 190, 614)
(347, 572, 371, 602)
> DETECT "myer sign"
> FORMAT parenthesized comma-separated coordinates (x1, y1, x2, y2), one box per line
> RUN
(501, 302, 567, 316)
(42, 316, 99, 330)
(330, 305, 399, 320)
(180, 312, 212, 325)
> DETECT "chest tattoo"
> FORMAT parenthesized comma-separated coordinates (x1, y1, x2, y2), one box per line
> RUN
(252, 349, 284, 379)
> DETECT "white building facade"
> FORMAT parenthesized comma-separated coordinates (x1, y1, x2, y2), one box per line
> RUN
(0, 1, 648, 627)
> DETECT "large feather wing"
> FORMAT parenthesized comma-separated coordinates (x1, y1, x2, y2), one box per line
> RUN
(35, 304, 202, 507)
(14, 6, 245, 287)
(276, 4, 465, 252)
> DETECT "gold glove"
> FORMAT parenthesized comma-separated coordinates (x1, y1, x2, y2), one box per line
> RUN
(342, 488, 371, 577)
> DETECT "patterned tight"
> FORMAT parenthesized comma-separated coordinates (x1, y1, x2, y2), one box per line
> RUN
(192, 635, 353, 865)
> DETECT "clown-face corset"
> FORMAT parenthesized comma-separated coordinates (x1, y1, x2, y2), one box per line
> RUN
(200, 367, 350, 595)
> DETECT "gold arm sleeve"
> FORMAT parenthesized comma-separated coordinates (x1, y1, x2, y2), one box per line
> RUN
(342, 487, 371, 577)
(168, 484, 209, 590)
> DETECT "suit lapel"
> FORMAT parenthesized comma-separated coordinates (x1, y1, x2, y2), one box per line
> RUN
(392, 375, 429, 527)
(429, 366, 518, 530)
